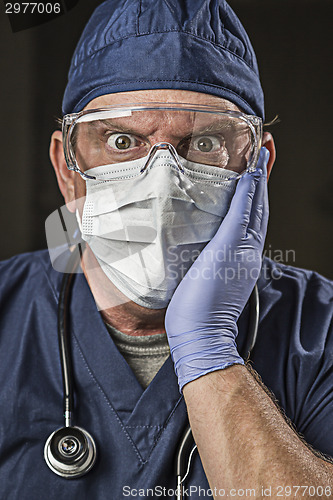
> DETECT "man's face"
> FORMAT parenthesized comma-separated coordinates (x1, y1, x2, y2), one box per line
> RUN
(72, 89, 243, 200)
(51, 88, 274, 218)
(50, 88, 274, 315)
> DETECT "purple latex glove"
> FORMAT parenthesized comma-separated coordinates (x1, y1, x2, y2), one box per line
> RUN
(165, 147, 270, 391)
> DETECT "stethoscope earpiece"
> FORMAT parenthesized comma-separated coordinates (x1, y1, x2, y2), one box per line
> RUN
(44, 426, 97, 478)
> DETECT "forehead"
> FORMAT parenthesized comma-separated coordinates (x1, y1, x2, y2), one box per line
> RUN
(83, 89, 242, 112)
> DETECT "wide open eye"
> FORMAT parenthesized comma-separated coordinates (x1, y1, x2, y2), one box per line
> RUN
(192, 135, 222, 153)
(106, 133, 137, 150)
(177, 134, 229, 167)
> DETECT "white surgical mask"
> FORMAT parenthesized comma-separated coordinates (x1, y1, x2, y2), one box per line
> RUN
(77, 149, 238, 309)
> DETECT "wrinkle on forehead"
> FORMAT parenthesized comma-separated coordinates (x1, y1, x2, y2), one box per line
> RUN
(87, 110, 245, 145)
(83, 90, 243, 143)
(100, 110, 198, 140)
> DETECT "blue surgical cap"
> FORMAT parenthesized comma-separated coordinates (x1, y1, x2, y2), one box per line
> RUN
(62, 0, 265, 120)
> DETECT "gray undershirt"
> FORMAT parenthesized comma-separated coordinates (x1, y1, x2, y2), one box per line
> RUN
(105, 323, 170, 389)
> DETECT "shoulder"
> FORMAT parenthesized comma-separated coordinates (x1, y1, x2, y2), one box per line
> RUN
(261, 256, 333, 289)
(255, 258, 333, 379)
(0, 249, 63, 304)
(258, 258, 333, 352)
(259, 257, 333, 315)
(258, 260, 333, 455)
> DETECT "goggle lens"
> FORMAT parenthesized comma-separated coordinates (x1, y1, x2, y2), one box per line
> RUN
(64, 106, 262, 181)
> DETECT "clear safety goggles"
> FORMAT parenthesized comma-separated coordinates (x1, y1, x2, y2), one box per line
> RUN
(62, 103, 262, 182)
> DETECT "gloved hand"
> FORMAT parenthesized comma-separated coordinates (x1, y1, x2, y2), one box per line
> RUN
(165, 147, 270, 391)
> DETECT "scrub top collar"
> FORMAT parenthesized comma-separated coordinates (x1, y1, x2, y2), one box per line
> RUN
(68, 270, 184, 461)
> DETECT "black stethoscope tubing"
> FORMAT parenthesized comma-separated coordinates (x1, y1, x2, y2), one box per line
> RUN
(44, 247, 260, 494)
(44, 246, 97, 478)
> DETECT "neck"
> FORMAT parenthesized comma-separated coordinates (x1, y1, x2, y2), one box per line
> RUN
(81, 246, 166, 336)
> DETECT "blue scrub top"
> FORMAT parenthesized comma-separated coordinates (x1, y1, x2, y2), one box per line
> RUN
(0, 250, 333, 499)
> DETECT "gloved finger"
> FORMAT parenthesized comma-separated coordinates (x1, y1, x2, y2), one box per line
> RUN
(217, 157, 262, 240)
(248, 147, 269, 236)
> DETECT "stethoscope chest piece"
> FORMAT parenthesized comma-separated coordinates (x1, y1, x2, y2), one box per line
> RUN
(44, 426, 97, 478)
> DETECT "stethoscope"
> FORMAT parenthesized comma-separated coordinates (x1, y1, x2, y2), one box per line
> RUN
(44, 246, 259, 498)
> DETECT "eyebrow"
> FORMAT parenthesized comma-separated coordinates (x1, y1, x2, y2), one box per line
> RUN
(88, 117, 247, 137)
(95, 120, 152, 136)
(197, 120, 247, 134)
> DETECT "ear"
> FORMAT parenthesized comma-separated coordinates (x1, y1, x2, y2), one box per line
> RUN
(262, 132, 276, 180)
(49, 130, 77, 213)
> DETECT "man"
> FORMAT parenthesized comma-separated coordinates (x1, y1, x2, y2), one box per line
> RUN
(1, 1, 333, 498)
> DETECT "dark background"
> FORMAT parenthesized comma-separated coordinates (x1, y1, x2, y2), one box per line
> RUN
(0, 0, 332, 278)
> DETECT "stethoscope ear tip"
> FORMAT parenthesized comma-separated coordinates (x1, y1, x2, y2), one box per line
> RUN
(44, 426, 97, 478)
